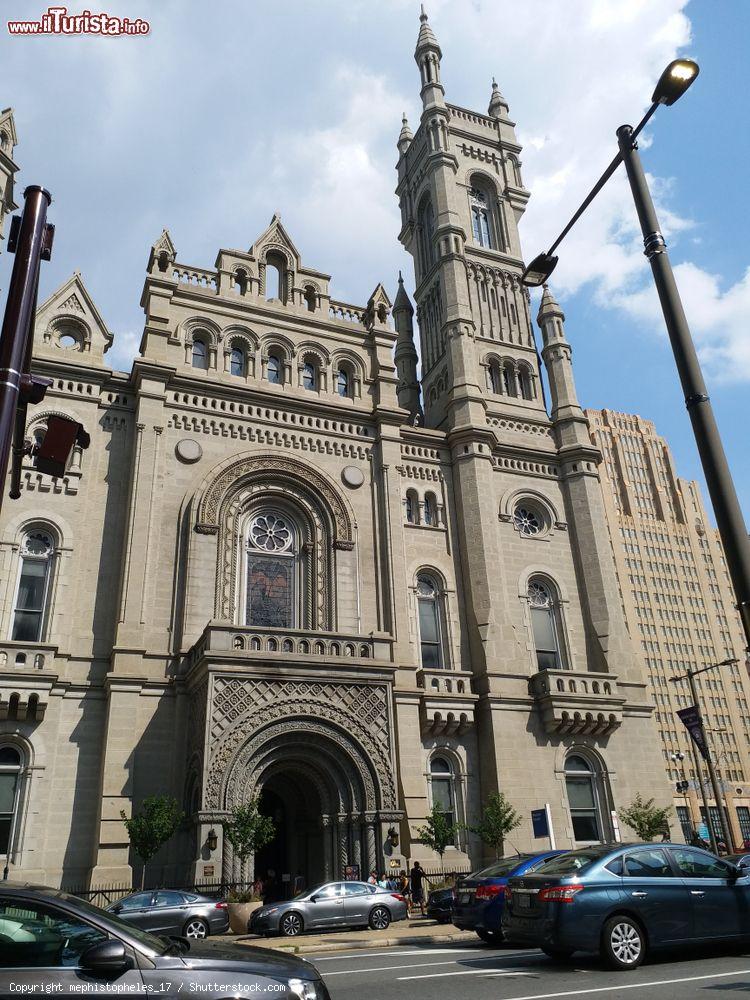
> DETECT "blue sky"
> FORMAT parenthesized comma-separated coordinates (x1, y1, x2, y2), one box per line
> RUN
(1, 0, 748, 523)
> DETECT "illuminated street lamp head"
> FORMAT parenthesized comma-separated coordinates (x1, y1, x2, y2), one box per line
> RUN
(652, 59, 699, 106)
(522, 251, 558, 287)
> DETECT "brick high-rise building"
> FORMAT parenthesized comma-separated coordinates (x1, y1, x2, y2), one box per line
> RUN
(588, 407, 750, 849)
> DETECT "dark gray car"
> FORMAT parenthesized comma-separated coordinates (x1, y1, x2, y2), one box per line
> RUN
(106, 888, 229, 939)
(250, 879, 408, 936)
(0, 884, 329, 997)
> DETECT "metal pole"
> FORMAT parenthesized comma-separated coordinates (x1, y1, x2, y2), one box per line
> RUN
(686, 735, 717, 854)
(686, 670, 734, 852)
(0, 186, 52, 514)
(617, 125, 750, 653)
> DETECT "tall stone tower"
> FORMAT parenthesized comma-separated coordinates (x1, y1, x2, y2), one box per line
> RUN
(396, 10, 538, 432)
(0, 107, 19, 249)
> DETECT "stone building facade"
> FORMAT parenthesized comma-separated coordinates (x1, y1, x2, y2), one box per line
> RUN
(0, 12, 675, 889)
(588, 408, 750, 849)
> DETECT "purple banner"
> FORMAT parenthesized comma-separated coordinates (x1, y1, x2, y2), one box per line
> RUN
(677, 705, 709, 761)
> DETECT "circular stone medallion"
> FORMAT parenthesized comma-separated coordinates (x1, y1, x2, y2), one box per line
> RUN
(341, 465, 365, 489)
(176, 438, 203, 464)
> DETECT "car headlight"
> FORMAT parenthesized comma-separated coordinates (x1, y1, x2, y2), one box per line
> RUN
(287, 979, 325, 999)
(263, 907, 279, 915)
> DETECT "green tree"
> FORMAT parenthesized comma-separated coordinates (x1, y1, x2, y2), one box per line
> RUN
(469, 791, 522, 860)
(619, 793, 673, 842)
(222, 799, 276, 875)
(416, 804, 458, 875)
(121, 795, 183, 890)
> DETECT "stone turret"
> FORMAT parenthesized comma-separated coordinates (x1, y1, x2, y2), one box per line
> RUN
(487, 78, 509, 119)
(392, 273, 422, 424)
(538, 285, 586, 439)
(414, 6, 445, 113)
(397, 114, 413, 156)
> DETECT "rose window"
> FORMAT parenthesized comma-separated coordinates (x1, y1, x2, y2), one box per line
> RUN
(528, 580, 552, 608)
(514, 506, 542, 536)
(248, 513, 293, 552)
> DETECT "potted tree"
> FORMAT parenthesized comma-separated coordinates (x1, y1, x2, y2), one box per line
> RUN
(222, 799, 276, 934)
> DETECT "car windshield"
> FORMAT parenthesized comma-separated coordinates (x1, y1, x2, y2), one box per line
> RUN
(55, 892, 177, 955)
(470, 856, 532, 879)
(294, 882, 327, 900)
(532, 849, 610, 875)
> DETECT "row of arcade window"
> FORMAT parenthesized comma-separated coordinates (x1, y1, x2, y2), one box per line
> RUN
(415, 573, 564, 672)
(191, 340, 354, 399)
(416, 178, 505, 276)
(486, 360, 535, 401)
(428, 752, 612, 849)
(405, 490, 440, 527)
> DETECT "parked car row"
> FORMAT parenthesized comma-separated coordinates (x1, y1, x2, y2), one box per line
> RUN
(447, 843, 750, 971)
(0, 884, 331, 997)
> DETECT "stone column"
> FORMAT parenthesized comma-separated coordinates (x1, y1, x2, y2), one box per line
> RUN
(337, 814, 349, 877)
(321, 816, 332, 881)
(365, 814, 377, 874)
(351, 817, 362, 875)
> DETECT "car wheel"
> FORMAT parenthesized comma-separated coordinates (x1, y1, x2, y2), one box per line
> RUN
(477, 929, 504, 945)
(279, 912, 304, 937)
(369, 906, 391, 931)
(183, 918, 209, 940)
(602, 915, 646, 970)
(541, 946, 574, 961)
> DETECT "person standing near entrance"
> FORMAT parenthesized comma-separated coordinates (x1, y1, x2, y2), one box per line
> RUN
(409, 861, 431, 918)
(367, 870, 377, 885)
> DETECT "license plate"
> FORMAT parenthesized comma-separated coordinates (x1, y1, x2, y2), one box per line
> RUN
(459, 893, 473, 904)
(516, 893, 531, 909)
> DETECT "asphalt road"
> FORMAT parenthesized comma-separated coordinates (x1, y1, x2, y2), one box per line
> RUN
(308, 939, 750, 1000)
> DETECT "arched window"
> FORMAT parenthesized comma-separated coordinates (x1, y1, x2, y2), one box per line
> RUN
(518, 366, 534, 401)
(565, 754, 604, 843)
(336, 368, 350, 398)
(265, 256, 283, 300)
(528, 578, 562, 670)
(486, 363, 500, 394)
(423, 493, 437, 527)
(267, 354, 282, 385)
(0, 746, 22, 858)
(302, 361, 317, 391)
(244, 511, 299, 629)
(304, 286, 317, 312)
(12, 530, 55, 642)
(191, 337, 208, 370)
(418, 197, 436, 273)
(234, 269, 248, 295)
(430, 757, 456, 843)
(502, 362, 517, 397)
(417, 574, 443, 668)
(470, 186, 493, 248)
(405, 490, 418, 524)
(230, 346, 246, 378)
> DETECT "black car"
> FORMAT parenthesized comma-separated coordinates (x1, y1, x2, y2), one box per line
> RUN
(426, 886, 454, 923)
(503, 842, 750, 970)
(0, 883, 330, 997)
(106, 889, 230, 939)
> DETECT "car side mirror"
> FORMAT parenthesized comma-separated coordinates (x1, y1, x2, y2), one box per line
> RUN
(110, 904, 122, 915)
(80, 940, 132, 977)
(727, 864, 742, 880)
(309, 895, 318, 903)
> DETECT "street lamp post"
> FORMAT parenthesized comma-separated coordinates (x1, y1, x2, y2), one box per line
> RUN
(522, 60, 750, 655)
(671, 659, 738, 853)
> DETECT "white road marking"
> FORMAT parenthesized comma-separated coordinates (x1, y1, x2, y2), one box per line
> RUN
(322, 955, 532, 977)
(314, 947, 491, 961)
(483, 967, 750, 999)
(398, 968, 533, 981)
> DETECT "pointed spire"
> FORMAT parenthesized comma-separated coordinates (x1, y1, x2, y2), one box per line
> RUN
(488, 77, 509, 119)
(397, 113, 414, 155)
(392, 273, 422, 425)
(537, 283, 565, 326)
(415, 5, 441, 57)
(393, 271, 414, 316)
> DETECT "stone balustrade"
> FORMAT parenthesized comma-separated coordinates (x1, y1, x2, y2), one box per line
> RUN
(529, 668, 624, 736)
(417, 668, 477, 736)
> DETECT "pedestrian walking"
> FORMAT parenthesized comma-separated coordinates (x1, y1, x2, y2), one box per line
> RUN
(409, 861, 431, 917)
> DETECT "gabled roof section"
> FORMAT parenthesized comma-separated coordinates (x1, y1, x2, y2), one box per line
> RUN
(250, 213, 302, 269)
(34, 271, 114, 367)
(0, 108, 18, 151)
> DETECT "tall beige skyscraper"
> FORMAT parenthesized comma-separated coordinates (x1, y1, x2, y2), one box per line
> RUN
(588, 407, 750, 848)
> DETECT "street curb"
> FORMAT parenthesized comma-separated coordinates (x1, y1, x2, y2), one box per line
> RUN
(231, 931, 470, 955)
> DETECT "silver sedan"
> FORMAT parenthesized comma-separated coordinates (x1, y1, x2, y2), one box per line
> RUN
(249, 880, 408, 937)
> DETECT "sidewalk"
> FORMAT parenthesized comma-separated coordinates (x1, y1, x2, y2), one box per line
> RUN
(216, 918, 473, 955)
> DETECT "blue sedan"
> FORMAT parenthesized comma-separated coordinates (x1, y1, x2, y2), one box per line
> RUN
(503, 842, 750, 970)
(452, 850, 565, 943)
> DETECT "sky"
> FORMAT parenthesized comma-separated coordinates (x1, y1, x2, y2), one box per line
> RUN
(1, 0, 749, 524)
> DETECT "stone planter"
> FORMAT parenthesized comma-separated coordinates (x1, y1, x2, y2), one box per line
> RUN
(228, 900, 263, 935)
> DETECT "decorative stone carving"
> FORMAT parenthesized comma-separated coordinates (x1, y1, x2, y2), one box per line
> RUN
(176, 438, 203, 464)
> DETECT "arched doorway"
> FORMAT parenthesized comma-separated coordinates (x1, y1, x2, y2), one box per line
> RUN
(220, 718, 391, 886)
